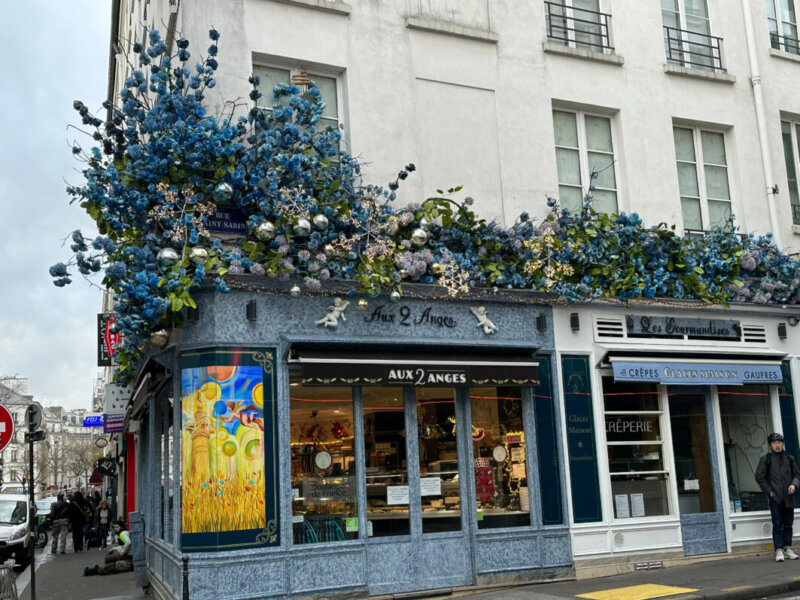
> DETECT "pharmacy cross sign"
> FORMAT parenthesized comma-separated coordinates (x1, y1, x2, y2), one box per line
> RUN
(0, 406, 14, 453)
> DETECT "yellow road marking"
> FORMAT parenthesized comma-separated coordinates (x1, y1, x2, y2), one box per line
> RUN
(576, 584, 699, 600)
(721, 586, 753, 592)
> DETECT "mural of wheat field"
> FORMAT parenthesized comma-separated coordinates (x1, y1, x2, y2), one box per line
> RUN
(181, 364, 267, 534)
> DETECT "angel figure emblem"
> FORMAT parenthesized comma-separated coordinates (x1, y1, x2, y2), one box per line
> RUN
(315, 297, 350, 329)
(470, 306, 498, 334)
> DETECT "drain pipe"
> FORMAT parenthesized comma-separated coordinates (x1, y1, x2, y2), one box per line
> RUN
(740, 0, 783, 249)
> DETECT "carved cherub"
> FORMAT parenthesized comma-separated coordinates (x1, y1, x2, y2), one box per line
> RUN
(470, 306, 498, 334)
(315, 297, 350, 328)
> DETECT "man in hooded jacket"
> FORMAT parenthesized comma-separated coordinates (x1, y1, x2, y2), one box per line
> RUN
(755, 432, 800, 562)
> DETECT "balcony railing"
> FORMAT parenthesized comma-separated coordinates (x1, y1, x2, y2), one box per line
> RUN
(663, 25, 725, 72)
(770, 32, 800, 55)
(545, 1, 614, 53)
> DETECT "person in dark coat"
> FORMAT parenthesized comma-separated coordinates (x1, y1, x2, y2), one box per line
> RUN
(755, 432, 800, 562)
(68, 491, 91, 552)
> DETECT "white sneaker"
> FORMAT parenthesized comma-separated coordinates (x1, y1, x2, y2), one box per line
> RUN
(784, 547, 799, 559)
(777, 548, 785, 562)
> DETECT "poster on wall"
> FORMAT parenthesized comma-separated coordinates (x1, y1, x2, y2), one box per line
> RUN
(180, 348, 278, 551)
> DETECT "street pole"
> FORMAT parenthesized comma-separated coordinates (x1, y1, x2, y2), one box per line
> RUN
(27, 422, 35, 600)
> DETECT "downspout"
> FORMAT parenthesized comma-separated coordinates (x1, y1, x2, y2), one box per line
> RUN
(740, 0, 783, 249)
(106, 0, 122, 123)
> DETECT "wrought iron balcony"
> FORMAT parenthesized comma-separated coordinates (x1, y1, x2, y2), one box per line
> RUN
(663, 25, 725, 72)
(545, 1, 614, 53)
(770, 32, 800, 55)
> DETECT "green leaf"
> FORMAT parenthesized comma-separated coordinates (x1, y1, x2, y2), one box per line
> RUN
(693, 267, 705, 274)
(171, 297, 184, 312)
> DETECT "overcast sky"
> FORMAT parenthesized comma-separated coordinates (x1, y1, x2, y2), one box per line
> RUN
(0, 2, 110, 410)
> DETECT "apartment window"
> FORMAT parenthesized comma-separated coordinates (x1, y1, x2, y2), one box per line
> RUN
(767, 0, 799, 54)
(253, 65, 340, 133)
(545, 0, 613, 52)
(662, 0, 723, 71)
(553, 110, 618, 214)
(673, 126, 731, 232)
(780, 120, 800, 224)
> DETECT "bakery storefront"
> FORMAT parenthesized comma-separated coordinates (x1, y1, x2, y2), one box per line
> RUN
(555, 304, 800, 568)
(138, 286, 572, 600)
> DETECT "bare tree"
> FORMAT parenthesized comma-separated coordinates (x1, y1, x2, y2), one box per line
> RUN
(64, 438, 101, 488)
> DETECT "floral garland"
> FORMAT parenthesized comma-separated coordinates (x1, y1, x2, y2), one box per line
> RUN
(52, 29, 800, 382)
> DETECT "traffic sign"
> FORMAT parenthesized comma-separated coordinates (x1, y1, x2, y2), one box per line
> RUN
(0, 406, 14, 453)
(26, 402, 43, 432)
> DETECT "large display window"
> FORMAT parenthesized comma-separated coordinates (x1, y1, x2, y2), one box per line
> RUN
(289, 378, 358, 544)
(363, 387, 409, 537)
(470, 387, 530, 529)
(417, 387, 462, 534)
(603, 378, 671, 519)
(720, 384, 773, 513)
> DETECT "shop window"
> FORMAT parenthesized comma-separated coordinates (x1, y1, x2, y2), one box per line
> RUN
(668, 391, 716, 514)
(720, 384, 773, 513)
(417, 388, 461, 533)
(363, 387, 409, 537)
(470, 388, 530, 529)
(603, 378, 671, 518)
(290, 379, 358, 544)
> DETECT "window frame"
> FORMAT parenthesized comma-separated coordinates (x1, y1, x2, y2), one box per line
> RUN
(546, 0, 612, 53)
(780, 118, 800, 225)
(552, 108, 620, 215)
(661, 0, 720, 71)
(673, 124, 733, 234)
(767, 0, 800, 54)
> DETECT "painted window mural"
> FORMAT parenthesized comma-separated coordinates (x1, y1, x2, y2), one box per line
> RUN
(180, 349, 278, 551)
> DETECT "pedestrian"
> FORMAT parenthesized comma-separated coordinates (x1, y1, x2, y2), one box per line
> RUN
(755, 432, 800, 562)
(68, 490, 90, 552)
(83, 519, 132, 576)
(50, 493, 70, 555)
(94, 500, 112, 549)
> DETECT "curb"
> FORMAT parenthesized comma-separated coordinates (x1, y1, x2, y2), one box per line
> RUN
(701, 578, 800, 600)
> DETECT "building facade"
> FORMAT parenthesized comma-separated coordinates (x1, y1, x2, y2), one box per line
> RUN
(106, 0, 800, 598)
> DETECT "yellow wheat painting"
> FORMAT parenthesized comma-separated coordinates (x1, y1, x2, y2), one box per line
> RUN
(181, 364, 267, 534)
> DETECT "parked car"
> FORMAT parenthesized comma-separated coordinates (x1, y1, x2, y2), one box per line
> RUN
(0, 494, 31, 568)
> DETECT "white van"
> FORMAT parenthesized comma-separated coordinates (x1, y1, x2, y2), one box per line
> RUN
(0, 494, 30, 567)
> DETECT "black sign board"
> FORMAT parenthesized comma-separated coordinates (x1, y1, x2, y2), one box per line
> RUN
(97, 314, 120, 366)
(298, 352, 538, 387)
(625, 316, 740, 339)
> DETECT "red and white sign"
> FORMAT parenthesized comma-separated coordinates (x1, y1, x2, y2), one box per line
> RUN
(0, 406, 14, 453)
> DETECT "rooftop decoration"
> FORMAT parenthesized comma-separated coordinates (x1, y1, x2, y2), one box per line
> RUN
(53, 29, 800, 381)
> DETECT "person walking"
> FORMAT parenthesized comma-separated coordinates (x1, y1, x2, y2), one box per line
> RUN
(756, 432, 800, 562)
(68, 490, 90, 552)
(94, 500, 112, 549)
(50, 493, 70, 555)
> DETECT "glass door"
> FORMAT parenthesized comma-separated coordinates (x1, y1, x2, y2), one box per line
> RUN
(668, 387, 726, 555)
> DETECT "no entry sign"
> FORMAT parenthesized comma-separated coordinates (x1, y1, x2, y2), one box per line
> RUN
(0, 406, 14, 453)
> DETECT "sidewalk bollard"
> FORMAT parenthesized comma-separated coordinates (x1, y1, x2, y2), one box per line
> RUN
(182, 555, 189, 600)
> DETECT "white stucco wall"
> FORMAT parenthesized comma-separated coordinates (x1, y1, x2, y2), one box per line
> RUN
(117, 0, 800, 252)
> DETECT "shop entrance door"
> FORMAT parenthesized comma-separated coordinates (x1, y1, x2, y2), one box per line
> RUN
(668, 388, 727, 555)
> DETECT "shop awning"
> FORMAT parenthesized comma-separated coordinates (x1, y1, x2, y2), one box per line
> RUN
(608, 355, 784, 385)
(292, 349, 539, 387)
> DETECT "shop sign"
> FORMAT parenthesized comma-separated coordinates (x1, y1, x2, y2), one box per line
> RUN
(97, 313, 120, 366)
(363, 304, 457, 328)
(606, 417, 653, 434)
(612, 361, 783, 385)
(83, 414, 104, 428)
(103, 413, 125, 433)
(625, 316, 740, 339)
(206, 207, 247, 235)
(302, 476, 356, 505)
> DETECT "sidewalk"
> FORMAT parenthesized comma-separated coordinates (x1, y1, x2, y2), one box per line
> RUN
(16, 541, 146, 600)
(454, 551, 800, 600)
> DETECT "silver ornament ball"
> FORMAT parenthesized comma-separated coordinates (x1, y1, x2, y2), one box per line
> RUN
(313, 214, 329, 230)
(212, 182, 234, 203)
(410, 228, 428, 247)
(419, 217, 432, 232)
(149, 329, 169, 347)
(157, 247, 180, 267)
(189, 247, 208, 264)
(430, 262, 443, 275)
(357, 298, 369, 311)
(290, 285, 302, 297)
(293, 218, 311, 237)
(254, 221, 275, 242)
(389, 290, 401, 303)
(398, 269, 409, 279)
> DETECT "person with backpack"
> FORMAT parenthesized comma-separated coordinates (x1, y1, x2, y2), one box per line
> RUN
(50, 493, 70, 554)
(755, 432, 800, 562)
